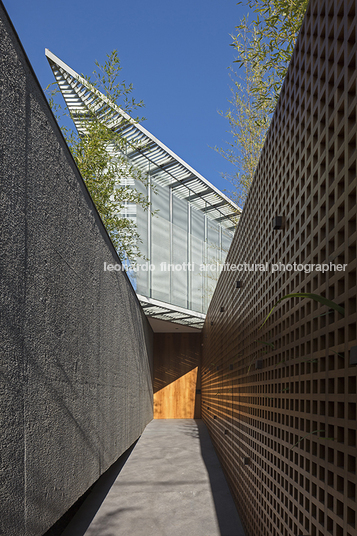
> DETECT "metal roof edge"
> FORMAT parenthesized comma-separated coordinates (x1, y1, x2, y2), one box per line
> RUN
(137, 294, 206, 319)
(45, 49, 242, 215)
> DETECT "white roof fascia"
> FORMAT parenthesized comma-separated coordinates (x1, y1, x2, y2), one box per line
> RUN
(45, 49, 241, 227)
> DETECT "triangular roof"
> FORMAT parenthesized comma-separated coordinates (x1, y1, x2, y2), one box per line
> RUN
(45, 49, 240, 231)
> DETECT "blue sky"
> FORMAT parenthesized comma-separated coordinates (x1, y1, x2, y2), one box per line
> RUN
(3, 0, 247, 196)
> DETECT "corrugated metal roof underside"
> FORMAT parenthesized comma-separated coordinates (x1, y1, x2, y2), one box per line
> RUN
(45, 49, 240, 231)
(137, 295, 205, 329)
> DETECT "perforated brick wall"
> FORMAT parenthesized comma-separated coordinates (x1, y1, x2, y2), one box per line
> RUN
(201, 1, 357, 535)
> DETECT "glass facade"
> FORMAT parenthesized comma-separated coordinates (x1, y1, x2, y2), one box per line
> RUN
(132, 176, 234, 315)
(46, 49, 240, 327)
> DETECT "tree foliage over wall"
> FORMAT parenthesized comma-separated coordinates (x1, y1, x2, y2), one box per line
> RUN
(48, 51, 151, 262)
(219, 0, 309, 206)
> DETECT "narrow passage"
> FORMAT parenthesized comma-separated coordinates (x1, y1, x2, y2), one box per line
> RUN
(61, 419, 246, 536)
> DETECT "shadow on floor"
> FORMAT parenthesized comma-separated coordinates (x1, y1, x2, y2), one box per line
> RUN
(55, 441, 138, 536)
(179, 419, 246, 536)
(53, 420, 245, 536)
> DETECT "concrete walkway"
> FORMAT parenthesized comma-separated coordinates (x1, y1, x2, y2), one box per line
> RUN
(61, 419, 246, 536)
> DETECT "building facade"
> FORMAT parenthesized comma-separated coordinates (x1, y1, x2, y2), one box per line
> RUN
(46, 49, 240, 328)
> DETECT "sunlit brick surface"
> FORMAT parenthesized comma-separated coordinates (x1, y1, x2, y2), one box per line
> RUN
(201, 1, 357, 535)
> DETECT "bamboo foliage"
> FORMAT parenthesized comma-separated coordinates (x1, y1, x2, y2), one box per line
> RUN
(47, 51, 152, 262)
(219, 0, 308, 206)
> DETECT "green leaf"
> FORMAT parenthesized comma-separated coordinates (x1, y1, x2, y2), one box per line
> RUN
(291, 430, 335, 449)
(259, 293, 345, 330)
(47, 51, 151, 262)
(330, 349, 345, 359)
(313, 309, 335, 318)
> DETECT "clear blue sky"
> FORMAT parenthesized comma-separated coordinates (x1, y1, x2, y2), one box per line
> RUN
(3, 0, 248, 195)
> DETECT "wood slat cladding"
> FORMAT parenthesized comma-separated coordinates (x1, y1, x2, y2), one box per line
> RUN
(153, 333, 201, 418)
(201, 1, 357, 536)
(154, 367, 199, 418)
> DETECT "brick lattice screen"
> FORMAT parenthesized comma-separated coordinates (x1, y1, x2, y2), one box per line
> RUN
(201, 1, 357, 535)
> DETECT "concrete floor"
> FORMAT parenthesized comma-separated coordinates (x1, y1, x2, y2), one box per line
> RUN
(61, 419, 246, 536)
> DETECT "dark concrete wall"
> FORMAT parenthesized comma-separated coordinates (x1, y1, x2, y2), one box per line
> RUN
(0, 3, 153, 535)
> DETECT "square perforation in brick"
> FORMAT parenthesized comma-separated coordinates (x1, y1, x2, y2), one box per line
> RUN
(201, 1, 357, 534)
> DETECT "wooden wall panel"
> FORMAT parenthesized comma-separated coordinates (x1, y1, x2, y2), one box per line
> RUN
(201, 1, 357, 536)
(153, 333, 201, 419)
(154, 367, 198, 419)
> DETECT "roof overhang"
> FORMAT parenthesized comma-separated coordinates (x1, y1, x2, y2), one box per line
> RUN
(137, 295, 205, 330)
(45, 49, 241, 231)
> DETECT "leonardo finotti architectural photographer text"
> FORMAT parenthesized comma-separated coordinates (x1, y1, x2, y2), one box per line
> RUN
(104, 261, 348, 273)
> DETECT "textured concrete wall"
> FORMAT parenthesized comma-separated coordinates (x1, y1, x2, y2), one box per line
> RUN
(202, 1, 357, 536)
(0, 3, 153, 535)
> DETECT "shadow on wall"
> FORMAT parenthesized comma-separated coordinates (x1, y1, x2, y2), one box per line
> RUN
(153, 333, 201, 392)
(154, 367, 199, 419)
(153, 333, 202, 419)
